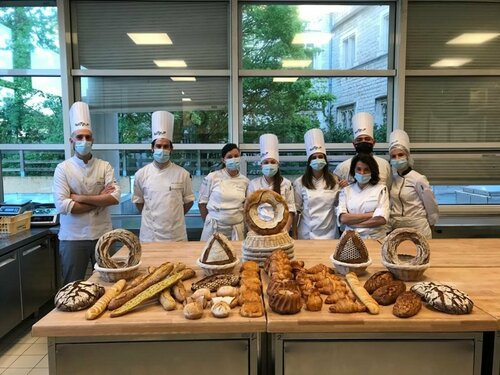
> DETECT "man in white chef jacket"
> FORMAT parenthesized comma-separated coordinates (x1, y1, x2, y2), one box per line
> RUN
(333, 112, 392, 189)
(132, 111, 195, 242)
(53, 101, 121, 284)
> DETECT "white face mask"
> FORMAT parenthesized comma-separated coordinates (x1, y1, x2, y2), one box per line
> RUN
(262, 164, 278, 177)
(225, 157, 241, 171)
(75, 140, 92, 156)
(153, 149, 170, 163)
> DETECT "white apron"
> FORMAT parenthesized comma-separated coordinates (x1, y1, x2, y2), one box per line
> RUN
(391, 216, 432, 239)
(200, 179, 246, 241)
(298, 188, 338, 240)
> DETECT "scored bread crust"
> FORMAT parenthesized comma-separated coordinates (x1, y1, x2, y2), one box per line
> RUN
(244, 190, 289, 235)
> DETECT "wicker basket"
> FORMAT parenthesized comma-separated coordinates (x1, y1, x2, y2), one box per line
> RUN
(381, 259, 429, 281)
(196, 257, 240, 276)
(94, 261, 142, 282)
(330, 254, 372, 276)
(0, 211, 32, 237)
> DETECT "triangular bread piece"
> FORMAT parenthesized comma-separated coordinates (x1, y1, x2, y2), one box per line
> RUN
(201, 233, 236, 265)
(334, 230, 369, 264)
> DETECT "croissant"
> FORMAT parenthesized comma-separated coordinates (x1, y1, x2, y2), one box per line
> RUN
(306, 264, 330, 274)
(306, 290, 323, 312)
(328, 299, 367, 313)
(325, 291, 348, 304)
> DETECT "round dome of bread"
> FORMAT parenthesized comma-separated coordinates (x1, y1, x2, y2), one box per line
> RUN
(95, 229, 141, 269)
(245, 190, 289, 235)
(382, 228, 430, 266)
(200, 232, 236, 265)
(334, 230, 369, 264)
(55, 281, 105, 312)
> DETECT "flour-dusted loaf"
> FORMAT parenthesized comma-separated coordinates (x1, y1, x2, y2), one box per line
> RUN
(55, 281, 105, 312)
(411, 282, 474, 315)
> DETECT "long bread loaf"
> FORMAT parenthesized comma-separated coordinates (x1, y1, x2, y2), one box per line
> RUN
(85, 279, 127, 320)
(108, 262, 173, 310)
(345, 272, 380, 314)
(110, 271, 185, 317)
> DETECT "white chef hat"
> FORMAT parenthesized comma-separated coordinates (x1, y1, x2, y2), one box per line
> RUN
(259, 133, 280, 162)
(352, 112, 374, 139)
(152, 111, 174, 141)
(389, 129, 411, 154)
(69, 101, 92, 134)
(304, 128, 326, 158)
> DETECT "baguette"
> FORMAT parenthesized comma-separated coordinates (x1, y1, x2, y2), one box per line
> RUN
(108, 262, 173, 310)
(345, 272, 380, 314)
(159, 288, 177, 311)
(85, 279, 126, 320)
(110, 272, 184, 317)
(123, 273, 149, 292)
(181, 268, 196, 280)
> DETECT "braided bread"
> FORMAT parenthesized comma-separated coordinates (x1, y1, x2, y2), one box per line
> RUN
(382, 228, 430, 266)
(95, 229, 141, 269)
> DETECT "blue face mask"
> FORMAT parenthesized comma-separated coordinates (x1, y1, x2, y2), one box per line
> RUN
(391, 158, 408, 170)
(225, 157, 241, 171)
(75, 141, 92, 156)
(355, 172, 371, 185)
(262, 164, 279, 177)
(310, 158, 327, 171)
(153, 149, 170, 164)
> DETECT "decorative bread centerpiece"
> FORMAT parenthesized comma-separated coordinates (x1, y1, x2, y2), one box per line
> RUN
(94, 229, 142, 282)
(330, 230, 372, 275)
(381, 228, 430, 281)
(197, 232, 239, 276)
(242, 190, 294, 266)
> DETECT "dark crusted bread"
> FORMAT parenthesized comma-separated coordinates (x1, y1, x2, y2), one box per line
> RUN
(393, 291, 422, 318)
(364, 271, 395, 294)
(372, 280, 406, 306)
(411, 282, 473, 315)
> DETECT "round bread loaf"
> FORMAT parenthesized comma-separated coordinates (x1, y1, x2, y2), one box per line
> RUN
(245, 190, 289, 235)
(393, 291, 422, 318)
(411, 282, 474, 315)
(95, 229, 141, 269)
(55, 281, 105, 312)
(364, 271, 395, 294)
(382, 228, 430, 266)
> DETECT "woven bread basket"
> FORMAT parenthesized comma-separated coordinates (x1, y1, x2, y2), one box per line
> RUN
(196, 257, 240, 276)
(94, 261, 142, 282)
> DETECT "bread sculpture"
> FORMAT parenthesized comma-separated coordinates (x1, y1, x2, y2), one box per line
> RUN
(197, 232, 239, 275)
(55, 281, 105, 312)
(411, 282, 474, 314)
(381, 228, 430, 281)
(330, 230, 371, 275)
(245, 189, 289, 235)
(95, 229, 141, 269)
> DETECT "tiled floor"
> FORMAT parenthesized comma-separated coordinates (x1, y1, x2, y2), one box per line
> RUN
(0, 319, 49, 375)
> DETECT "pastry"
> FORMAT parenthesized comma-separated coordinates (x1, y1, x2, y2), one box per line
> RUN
(239, 301, 264, 318)
(268, 288, 302, 314)
(240, 270, 260, 279)
(325, 290, 355, 304)
(345, 272, 380, 314)
(305, 290, 323, 311)
(238, 290, 261, 305)
(240, 261, 260, 272)
(411, 282, 473, 314)
(364, 271, 395, 294)
(190, 273, 240, 292)
(191, 288, 212, 301)
(393, 291, 422, 318)
(329, 299, 367, 313)
(95, 229, 141, 269)
(55, 281, 105, 312)
(211, 301, 231, 318)
(216, 286, 239, 297)
(172, 281, 187, 303)
(240, 283, 262, 295)
(183, 301, 204, 320)
(245, 189, 289, 235)
(372, 281, 406, 306)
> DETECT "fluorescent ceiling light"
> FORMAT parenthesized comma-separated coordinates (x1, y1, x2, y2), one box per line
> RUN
(431, 58, 472, 67)
(127, 33, 172, 45)
(292, 32, 332, 45)
(273, 77, 298, 83)
(154, 60, 187, 68)
(182, 98, 192, 102)
(282, 59, 312, 68)
(170, 77, 196, 82)
(447, 33, 500, 45)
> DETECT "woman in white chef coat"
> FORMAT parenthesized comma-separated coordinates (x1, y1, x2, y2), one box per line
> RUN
(337, 153, 390, 240)
(388, 129, 439, 239)
(293, 128, 340, 239)
(132, 111, 195, 242)
(247, 134, 296, 232)
(199, 143, 249, 240)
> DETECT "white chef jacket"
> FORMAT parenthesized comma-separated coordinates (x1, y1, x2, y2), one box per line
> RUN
(53, 155, 121, 241)
(132, 161, 195, 242)
(199, 169, 249, 241)
(334, 155, 392, 189)
(337, 183, 390, 240)
(247, 176, 296, 213)
(293, 175, 340, 239)
(390, 169, 439, 239)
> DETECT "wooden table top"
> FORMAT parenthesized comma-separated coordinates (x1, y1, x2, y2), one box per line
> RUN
(33, 238, 500, 337)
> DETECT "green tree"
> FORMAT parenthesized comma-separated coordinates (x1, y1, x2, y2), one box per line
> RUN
(241, 5, 336, 143)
